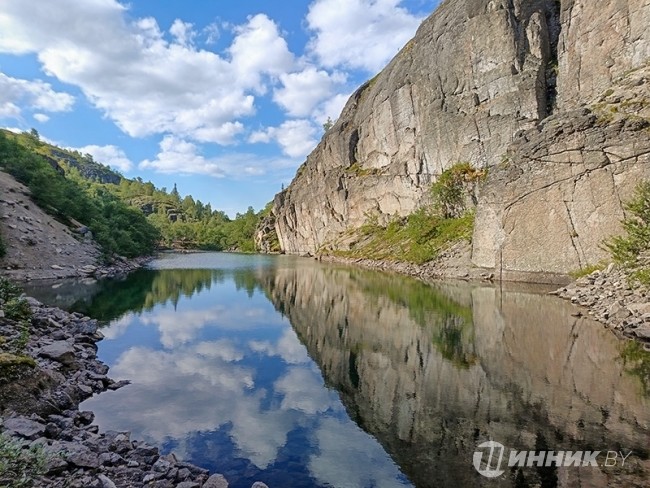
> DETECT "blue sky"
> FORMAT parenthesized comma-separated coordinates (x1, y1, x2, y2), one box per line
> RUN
(0, 0, 439, 216)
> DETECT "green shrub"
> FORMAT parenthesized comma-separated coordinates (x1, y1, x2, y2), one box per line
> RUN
(431, 162, 486, 218)
(0, 277, 21, 303)
(606, 181, 650, 285)
(0, 433, 47, 488)
(3, 298, 32, 323)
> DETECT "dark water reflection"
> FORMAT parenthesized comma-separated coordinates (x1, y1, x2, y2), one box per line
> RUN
(25, 253, 650, 488)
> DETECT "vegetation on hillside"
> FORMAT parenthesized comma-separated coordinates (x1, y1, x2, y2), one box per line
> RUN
(606, 181, 650, 286)
(0, 129, 264, 255)
(0, 130, 159, 258)
(328, 163, 485, 264)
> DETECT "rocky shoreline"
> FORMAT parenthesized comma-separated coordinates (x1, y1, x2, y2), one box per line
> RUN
(0, 295, 266, 488)
(553, 265, 650, 350)
(5, 255, 154, 283)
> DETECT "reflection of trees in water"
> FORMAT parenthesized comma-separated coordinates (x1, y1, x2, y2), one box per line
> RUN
(70, 269, 221, 321)
(351, 269, 477, 368)
(68, 268, 267, 322)
(620, 341, 650, 397)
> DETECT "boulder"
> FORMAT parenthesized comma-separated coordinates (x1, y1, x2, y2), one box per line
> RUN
(38, 341, 76, 365)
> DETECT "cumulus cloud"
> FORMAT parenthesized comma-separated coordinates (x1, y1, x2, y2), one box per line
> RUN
(169, 19, 195, 47)
(229, 14, 295, 93)
(140, 135, 294, 177)
(0, 1, 293, 144)
(306, 0, 424, 73)
(75, 144, 134, 172)
(313, 92, 352, 125)
(249, 120, 318, 159)
(273, 67, 346, 117)
(33, 113, 50, 123)
(0, 72, 74, 120)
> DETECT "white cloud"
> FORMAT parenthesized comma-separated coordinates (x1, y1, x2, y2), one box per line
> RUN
(0, 72, 74, 120)
(313, 92, 352, 125)
(169, 19, 195, 47)
(274, 367, 336, 414)
(141, 135, 299, 178)
(0, 1, 294, 145)
(33, 113, 50, 123)
(229, 14, 295, 93)
(75, 144, 133, 172)
(273, 67, 346, 117)
(250, 120, 319, 159)
(306, 0, 424, 73)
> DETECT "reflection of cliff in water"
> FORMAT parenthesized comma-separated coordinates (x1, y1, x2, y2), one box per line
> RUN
(258, 264, 650, 488)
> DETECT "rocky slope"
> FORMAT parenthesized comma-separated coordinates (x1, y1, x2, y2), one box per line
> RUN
(267, 0, 650, 280)
(0, 171, 142, 281)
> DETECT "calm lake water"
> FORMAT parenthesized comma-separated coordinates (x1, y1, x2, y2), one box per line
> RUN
(25, 253, 650, 488)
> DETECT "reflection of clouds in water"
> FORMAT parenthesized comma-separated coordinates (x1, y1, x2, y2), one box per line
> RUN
(249, 328, 310, 364)
(102, 314, 135, 340)
(88, 340, 301, 469)
(309, 417, 410, 488)
(90, 294, 406, 479)
(274, 367, 339, 415)
(195, 340, 244, 362)
(141, 305, 286, 348)
(141, 307, 225, 348)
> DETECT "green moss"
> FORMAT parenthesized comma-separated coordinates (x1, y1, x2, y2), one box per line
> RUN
(569, 261, 608, 279)
(0, 353, 36, 383)
(431, 162, 487, 219)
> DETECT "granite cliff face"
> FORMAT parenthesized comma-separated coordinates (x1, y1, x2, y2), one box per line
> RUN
(268, 0, 650, 277)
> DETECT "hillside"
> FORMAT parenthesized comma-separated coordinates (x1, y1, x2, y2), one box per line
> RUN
(0, 129, 264, 267)
(263, 0, 650, 283)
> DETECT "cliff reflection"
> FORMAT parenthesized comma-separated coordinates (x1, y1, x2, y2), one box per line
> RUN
(258, 264, 650, 488)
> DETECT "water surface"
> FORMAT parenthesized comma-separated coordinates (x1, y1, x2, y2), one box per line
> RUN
(25, 253, 650, 487)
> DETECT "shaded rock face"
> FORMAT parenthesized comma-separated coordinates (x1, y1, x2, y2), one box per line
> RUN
(556, 0, 650, 110)
(274, 0, 561, 254)
(271, 0, 650, 277)
(259, 264, 650, 487)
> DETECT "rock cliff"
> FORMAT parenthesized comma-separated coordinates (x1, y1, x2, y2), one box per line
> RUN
(268, 0, 650, 278)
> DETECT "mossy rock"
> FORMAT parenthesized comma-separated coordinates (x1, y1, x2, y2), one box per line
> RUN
(0, 353, 36, 384)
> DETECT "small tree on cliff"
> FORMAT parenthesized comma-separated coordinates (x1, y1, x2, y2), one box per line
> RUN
(607, 181, 650, 285)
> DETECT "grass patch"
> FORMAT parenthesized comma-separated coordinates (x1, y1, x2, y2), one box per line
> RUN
(333, 210, 474, 264)
(569, 261, 608, 279)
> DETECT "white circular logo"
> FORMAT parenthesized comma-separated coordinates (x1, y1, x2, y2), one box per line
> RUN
(473, 441, 506, 478)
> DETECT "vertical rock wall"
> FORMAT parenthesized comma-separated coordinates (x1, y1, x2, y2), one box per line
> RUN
(274, 0, 560, 254)
(271, 0, 650, 278)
